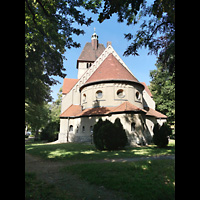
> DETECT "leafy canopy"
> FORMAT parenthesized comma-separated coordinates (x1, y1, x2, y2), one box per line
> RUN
(25, 0, 98, 104)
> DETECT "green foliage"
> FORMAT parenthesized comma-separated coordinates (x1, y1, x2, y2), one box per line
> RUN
(93, 118, 128, 151)
(113, 118, 128, 149)
(25, 101, 51, 138)
(25, 87, 62, 139)
(153, 123, 172, 148)
(93, 118, 104, 150)
(25, 0, 95, 105)
(152, 123, 161, 146)
(97, 0, 175, 75)
(149, 62, 175, 124)
(40, 121, 59, 142)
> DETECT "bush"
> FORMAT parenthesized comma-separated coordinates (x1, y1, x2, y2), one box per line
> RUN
(152, 123, 160, 146)
(93, 118, 128, 151)
(153, 123, 172, 148)
(40, 121, 59, 142)
(93, 118, 105, 150)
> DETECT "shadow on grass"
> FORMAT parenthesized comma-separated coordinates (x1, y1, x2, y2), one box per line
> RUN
(25, 140, 175, 162)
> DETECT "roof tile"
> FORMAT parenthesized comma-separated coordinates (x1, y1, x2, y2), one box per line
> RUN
(77, 42, 105, 65)
(62, 78, 79, 94)
(85, 54, 139, 85)
(145, 107, 167, 118)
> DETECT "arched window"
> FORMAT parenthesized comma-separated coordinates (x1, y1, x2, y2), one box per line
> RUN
(131, 122, 135, 132)
(83, 93, 86, 102)
(69, 125, 73, 132)
(96, 90, 103, 99)
(82, 126, 85, 133)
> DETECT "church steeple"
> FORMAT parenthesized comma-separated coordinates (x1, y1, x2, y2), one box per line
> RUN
(76, 29, 105, 79)
(91, 28, 98, 50)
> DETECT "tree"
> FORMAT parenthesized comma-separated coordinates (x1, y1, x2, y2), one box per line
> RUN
(49, 87, 62, 123)
(25, 0, 98, 105)
(40, 87, 62, 141)
(25, 101, 50, 139)
(97, 0, 175, 74)
(149, 61, 175, 124)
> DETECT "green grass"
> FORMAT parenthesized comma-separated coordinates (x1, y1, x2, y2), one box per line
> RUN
(62, 159, 175, 200)
(25, 172, 72, 200)
(25, 140, 175, 162)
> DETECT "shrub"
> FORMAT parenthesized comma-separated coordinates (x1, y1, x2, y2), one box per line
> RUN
(93, 118, 128, 151)
(113, 118, 128, 149)
(40, 121, 59, 142)
(93, 118, 105, 150)
(152, 123, 160, 146)
(153, 123, 172, 148)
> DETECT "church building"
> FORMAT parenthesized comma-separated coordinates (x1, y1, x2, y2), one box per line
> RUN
(58, 31, 167, 145)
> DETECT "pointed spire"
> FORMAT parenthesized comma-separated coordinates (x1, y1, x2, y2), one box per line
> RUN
(91, 27, 98, 50)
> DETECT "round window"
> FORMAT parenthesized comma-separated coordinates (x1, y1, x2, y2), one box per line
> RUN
(96, 90, 103, 99)
(117, 89, 125, 98)
(136, 91, 140, 100)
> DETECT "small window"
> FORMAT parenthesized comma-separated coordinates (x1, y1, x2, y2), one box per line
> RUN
(83, 93, 86, 102)
(76, 126, 79, 133)
(69, 125, 73, 132)
(117, 89, 125, 98)
(96, 90, 103, 99)
(136, 91, 141, 100)
(131, 122, 135, 132)
(90, 126, 93, 133)
(82, 126, 85, 133)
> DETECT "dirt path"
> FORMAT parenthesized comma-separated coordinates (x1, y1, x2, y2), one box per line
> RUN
(25, 153, 175, 200)
(25, 153, 126, 200)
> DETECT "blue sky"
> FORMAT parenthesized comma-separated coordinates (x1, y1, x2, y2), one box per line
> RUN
(50, 8, 158, 101)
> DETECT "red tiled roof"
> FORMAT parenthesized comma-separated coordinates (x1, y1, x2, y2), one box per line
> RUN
(110, 102, 146, 114)
(78, 107, 112, 117)
(60, 105, 82, 117)
(85, 54, 140, 85)
(77, 42, 105, 68)
(62, 78, 79, 94)
(141, 82, 153, 97)
(145, 107, 167, 118)
(60, 102, 146, 118)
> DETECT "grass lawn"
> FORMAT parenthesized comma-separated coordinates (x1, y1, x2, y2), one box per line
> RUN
(25, 172, 71, 200)
(25, 140, 175, 162)
(62, 159, 175, 200)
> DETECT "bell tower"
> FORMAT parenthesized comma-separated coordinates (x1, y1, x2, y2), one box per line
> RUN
(77, 29, 105, 79)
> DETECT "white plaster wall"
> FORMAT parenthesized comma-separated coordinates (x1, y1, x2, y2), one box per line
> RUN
(61, 113, 153, 145)
(58, 118, 68, 142)
(81, 82, 144, 110)
(142, 90, 155, 109)
(78, 62, 88, 79)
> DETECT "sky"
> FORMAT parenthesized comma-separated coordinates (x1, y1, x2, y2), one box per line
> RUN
(50, 8, 158, 101)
